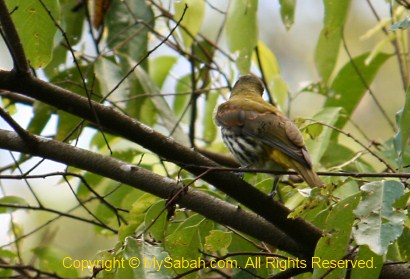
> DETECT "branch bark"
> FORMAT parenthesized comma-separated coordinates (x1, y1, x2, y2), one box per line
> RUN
(0, 128, 302, 258)
(0, 70, 322, 258)
(0, 0, 30, 74)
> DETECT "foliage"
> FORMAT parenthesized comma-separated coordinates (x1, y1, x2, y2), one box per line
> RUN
(0, 0, 409, 278)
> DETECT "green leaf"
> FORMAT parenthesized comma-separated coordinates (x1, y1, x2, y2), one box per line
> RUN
(50, 65, 101, 141)
(94, 238, 172, 278)
(320, 140, 356, 169)
(394, 85, 410, 169)
(27, 102, 54, 135)
(33, 247, 78, 277)
(327, 52, 390, 129)
(350, 245, 383, 279)
(60, 0, 84, 45)
(175, 0, 205, 49)
(0, 248, 17, 258)
(0, 196, 29, 213)
(123, 237, 172, 278)
(312, 193, 361, 279)
(397, 227, 410, 261)
(304, 107, 342, 165)
(174, 74, 192, 118)
(204, 230, 232, 253)
(279, 0, 296, 30)
(304, 123, 323, 139)
(144, 200, 168, 242)
(149, 56, 178, 88)
(253, 41, 289, 111)
(6, 0, 60, 68)
(353, 180, 405, 255)
(226, 0, 258, 74)
(55, 111, 82, 141)
(314, 0, 351, 82)
(228, 231, 261, 268)
(105, 0, 153, 63)
(203, 91, 218, 143)
(119, 193, 159, 241)
(165, 214, 214, 275)
(94, 56, 129, 103)
(134, 67, 190, 145)
(43, 44, 67, 79)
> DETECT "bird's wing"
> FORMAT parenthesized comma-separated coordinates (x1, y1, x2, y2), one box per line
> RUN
(242, 111, 312, 168)
(216, 106, 312, 168)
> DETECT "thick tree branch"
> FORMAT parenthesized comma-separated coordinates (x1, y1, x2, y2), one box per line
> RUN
(0, 128, 302, 258)
(0, 71, 322, 258)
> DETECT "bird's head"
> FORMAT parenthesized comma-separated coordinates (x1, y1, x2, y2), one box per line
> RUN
(230, 74, 264, 98)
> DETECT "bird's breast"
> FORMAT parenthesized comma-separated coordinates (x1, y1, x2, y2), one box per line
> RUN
(220, 127, 267, 167)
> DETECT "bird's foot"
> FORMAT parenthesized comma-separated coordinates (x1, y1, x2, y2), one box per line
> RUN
(233, 165, 251, 179)
(268, 176, 281, 199)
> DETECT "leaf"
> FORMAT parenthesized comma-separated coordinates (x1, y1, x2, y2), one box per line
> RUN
(175, 0, 205, 49)
(350, 245, 383, 279)
(149, 56, 178, 88)
(50, 65, 101, 141)
(393, 85, 410, 169)
(6, 0, 60, 68)
(326, 52, 390, 129)
(165, 214, 214, 274)
(365, 33, 395, 65)
(204, 230, 232, 253)
(60, 0, 84, 45)
(94, 56, 129, 103)
(55, 111, 82, 141)
(122, 237, 172, 278)
(105, 0, 153, 63)
(174, 74, 192, 117)
(119, 193, 159, 241)
(304, 107, 342, 165)
(253, 41, 289, 111)
(33, 247, 78, 277)
(0, 196, 29, 213)
(94, 238, 172, 278)
(134, 67, 190, 145)
(353, 180, 405, 255)
(144, 200, 168, 242)
(226, 0, 258, 74)
(314, 0, 351, 82)
(43, 44, 67, 78)
(203, 91, 218, 143)
(397, 227, 410, 261)
(390, 17, 410, 31)
(27, 102, 54, 135)
(312, 193, 361, 279)
(279, 0, 296, 30)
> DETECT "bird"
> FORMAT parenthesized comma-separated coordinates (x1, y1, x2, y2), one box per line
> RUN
(214, 74, 324, 190)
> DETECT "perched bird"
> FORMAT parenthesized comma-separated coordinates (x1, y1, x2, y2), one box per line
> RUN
(215, 74, 323, 189)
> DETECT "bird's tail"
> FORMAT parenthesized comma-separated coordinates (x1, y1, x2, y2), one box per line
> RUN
(290, 160, 324, 188)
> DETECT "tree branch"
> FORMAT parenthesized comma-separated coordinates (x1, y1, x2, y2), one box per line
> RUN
(0, 0, 30, 74)
(0, 128, 303, 258)
(0, 71, 322, 258)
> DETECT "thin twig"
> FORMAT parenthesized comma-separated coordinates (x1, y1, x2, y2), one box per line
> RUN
(38, 0, 112, 154)
(366, 0, 408, 89)
(0, 106, 37, 148)
(0, 0, 30, 73)
(306, 118, 396, 172)
(341, 30, 397, 132)
(104, 4, 189, 101)
(0, 203, 117, 232)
